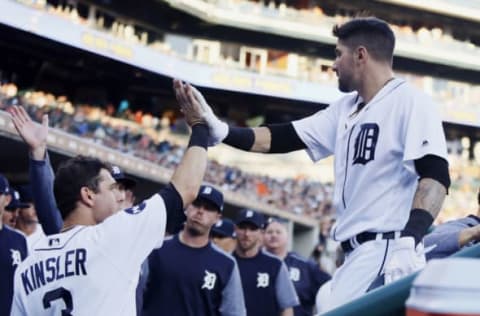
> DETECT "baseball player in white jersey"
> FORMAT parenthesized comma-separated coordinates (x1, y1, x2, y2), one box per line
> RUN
(175, 17, 450, 310)
(9, 79, 211, 315)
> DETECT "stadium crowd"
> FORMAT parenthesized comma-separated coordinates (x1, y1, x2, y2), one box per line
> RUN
(0, 83, 335, 220)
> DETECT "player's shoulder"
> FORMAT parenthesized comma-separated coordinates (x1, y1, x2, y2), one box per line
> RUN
(160, 234, 176, 247)
(330, 92, 359, 109)
(123, 193, 166, 216)
(301, 93, 357, 121)
(261, 249, 285, 265)
(32, 226, 89, 252)
(150, 234, 176, 251)
(2, 224, 27, 240)
(210, 243, 237, 266)
(395, 79, 434, 103)
(286, 251, 309, 264)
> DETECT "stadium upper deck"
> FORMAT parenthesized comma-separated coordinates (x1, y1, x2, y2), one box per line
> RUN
(2, 0, 480, 129)
(70, 0, 480, 79)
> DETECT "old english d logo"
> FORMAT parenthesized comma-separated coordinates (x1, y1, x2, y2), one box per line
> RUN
(353, 123, 379, 165)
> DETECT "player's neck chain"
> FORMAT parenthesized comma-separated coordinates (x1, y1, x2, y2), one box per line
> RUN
(353, 77, 395, 116)
(60, 225, 78, 233)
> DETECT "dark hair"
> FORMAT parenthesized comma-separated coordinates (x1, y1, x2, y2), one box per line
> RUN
(54, 156, 110, 220)
(332, 17, 395, 63)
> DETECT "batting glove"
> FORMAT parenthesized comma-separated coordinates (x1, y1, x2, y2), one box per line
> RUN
(191, 86, 229, 146)
(383, 237, 426, 285)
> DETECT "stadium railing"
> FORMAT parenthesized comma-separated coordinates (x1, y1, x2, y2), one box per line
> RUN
(321, 244, 480, 316)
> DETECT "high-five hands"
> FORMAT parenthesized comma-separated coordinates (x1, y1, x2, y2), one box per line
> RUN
(173, 79, 205, 127)
(173, 79, 228, 146)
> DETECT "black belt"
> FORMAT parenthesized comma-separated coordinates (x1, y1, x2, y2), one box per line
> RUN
(341, 231, 398, 253)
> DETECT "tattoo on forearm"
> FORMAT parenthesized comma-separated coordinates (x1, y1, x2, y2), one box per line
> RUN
(412, 178, 447, 218)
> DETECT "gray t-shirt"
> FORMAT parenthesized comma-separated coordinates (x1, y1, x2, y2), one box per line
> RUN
(424, 215, 480, 260)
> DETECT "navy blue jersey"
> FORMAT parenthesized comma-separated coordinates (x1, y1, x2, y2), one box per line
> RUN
(285, 252, 331, 316)
(234, 249, 299, 316)
(142, 235, 245, 316)
(0, 225, 28, 315)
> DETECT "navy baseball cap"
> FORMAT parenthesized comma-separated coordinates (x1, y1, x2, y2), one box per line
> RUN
(111, 165, 137, 189)
(195, 184, 224, 212)
(235, 209, 265, 229)
(0, 174, 10, 195)
(211, 218, 236, 238)
(6, 189, 29, 211)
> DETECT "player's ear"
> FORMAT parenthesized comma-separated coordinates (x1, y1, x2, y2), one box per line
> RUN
(355, 46, 368, 64)
(79, 186, 95, 207)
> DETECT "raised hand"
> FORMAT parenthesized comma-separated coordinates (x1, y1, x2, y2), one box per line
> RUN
(190, 86, 228, 146)
(173, 79, 205, 127)
(9, 105, 49, 160)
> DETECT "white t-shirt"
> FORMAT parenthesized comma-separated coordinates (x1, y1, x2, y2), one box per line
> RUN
(293, 78, 448, 241)
(10, 194, 166, 316)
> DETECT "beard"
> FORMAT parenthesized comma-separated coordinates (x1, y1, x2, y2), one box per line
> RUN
(338, 76, 353, 93)
(238, 238, 258, 253)
(185, 219, 209, 237)
(336, 68, 356, 93)
(186, 225, 204, 237)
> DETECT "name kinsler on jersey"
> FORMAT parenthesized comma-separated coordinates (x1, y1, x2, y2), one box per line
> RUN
(20, 248, 87, 295)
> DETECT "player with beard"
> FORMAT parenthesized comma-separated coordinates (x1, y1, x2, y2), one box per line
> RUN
(177, 17, 450, 309)
(233, 209, 298, 316)
(142, 185, 246, 316)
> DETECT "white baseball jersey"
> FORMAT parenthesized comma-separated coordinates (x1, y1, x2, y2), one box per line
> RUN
(293, 78, 447, 241)
(26, 224, 46, 252)
(10, 194, 166, 316)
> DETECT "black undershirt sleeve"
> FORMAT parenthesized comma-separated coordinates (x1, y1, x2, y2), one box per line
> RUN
(223, 127, 255, 151)
(414, 154, 451, 191)
(267, 122, 307, 153)
(159, 183, 186, 234)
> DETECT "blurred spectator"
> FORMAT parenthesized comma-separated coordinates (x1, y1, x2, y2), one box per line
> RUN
(312, 216, 338, 274)
(264, 218, 330, 316)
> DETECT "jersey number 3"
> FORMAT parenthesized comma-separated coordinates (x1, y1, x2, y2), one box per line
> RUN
(43, 287, 73, 316)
